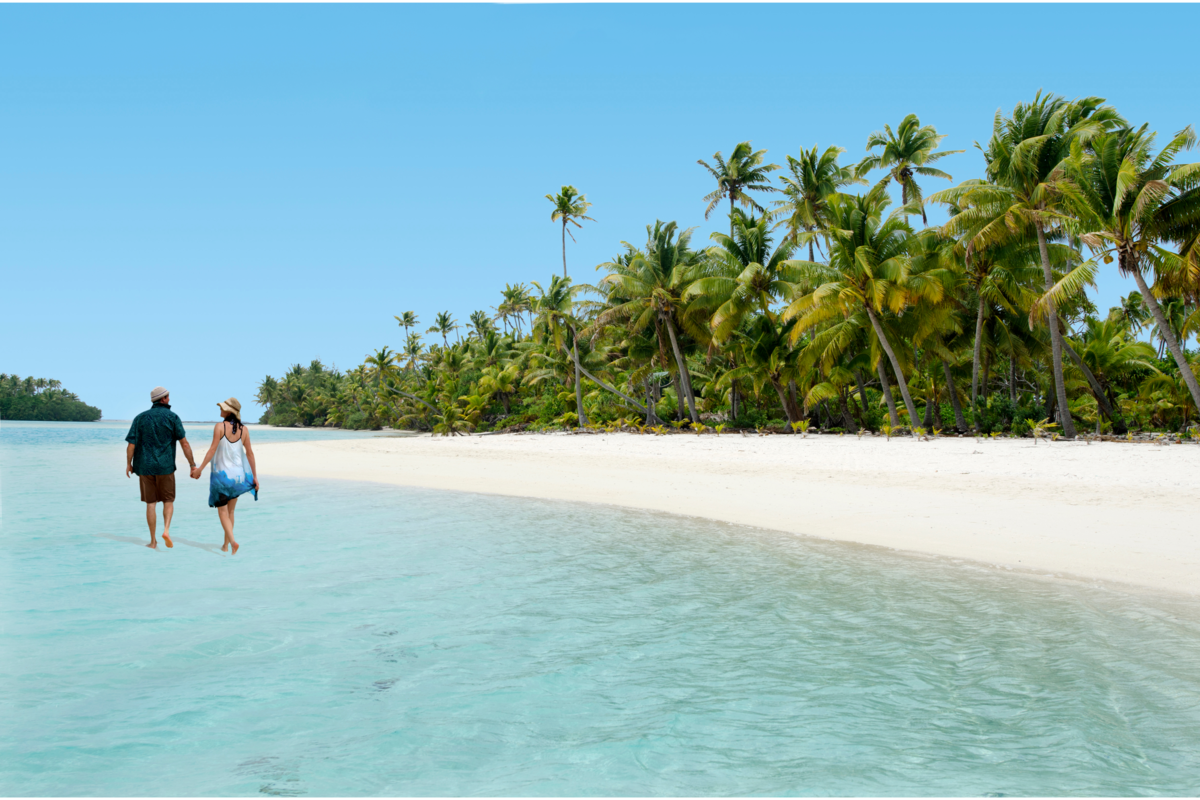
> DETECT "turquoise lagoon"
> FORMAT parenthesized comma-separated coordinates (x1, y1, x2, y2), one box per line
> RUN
(2, 420, 1199, 795)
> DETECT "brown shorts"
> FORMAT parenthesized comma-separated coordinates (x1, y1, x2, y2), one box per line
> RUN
(139, 473, 177, 504)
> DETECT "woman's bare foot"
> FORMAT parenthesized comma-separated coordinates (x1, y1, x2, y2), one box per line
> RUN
(220, 544, 229, 552)
(162, 532, 173, 548)
(230, 541, 239, 555)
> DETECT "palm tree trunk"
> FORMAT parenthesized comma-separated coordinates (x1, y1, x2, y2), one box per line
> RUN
(562, 221, 568, 278)
(570, 337, 587, 427)
(1035, 222, 1078, 438)
(1131, 267, 1200, 414)
(729, 195, 735, 238)
(663, 313, 700, 423)
(770, 378, 801, 426)
(854, 369, 870, 418)
(1060, 335, 1126, 434)
(380, 380, 438, 414)
(671, 370, 684, 421)
(839, 388, 858, 432)
(971, 294, 985, 431)
(643, 377, 660, 426)
(876, 358, 900, 428)
(1009, 355, 1016, 404)
(942, 361, 966, 432)
(572, 360, 652, 419)
(866, 305, 920, 430)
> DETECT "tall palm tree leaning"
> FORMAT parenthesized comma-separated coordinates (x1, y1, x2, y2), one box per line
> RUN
(951, 92, 1124, 438)
(595, 221, 704, 423)
(698, 142, 780, 236)
(546, 186, 595, 278)
(1069, 122, 1200, 413)
(857, 114, 963, 225)
(784, 189, 946, 430)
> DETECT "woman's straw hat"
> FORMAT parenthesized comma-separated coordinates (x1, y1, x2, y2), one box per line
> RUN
(217, 397, 242, 416)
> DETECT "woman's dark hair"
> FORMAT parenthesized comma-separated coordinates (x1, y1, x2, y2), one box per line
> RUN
(227, 413, 243, 434)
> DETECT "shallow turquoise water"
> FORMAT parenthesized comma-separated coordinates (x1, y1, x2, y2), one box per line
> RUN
(3, 421, 1200, 796)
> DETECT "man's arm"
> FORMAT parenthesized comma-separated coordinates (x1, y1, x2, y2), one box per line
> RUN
(174, 415, 195, 471)
(126, 443, 135, 478)
(180, 438, 197, 471)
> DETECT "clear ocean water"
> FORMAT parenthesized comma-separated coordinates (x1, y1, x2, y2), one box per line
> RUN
(2, 420, 1200, 796)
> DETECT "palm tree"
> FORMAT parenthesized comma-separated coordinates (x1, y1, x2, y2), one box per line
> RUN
(364, 347, 400, 390)
(949, 92, 1124, 438)
(771, 144, 864, 261)
(394, 311, 418, 340)
(532, 274, 653, 426)
(256, 376, 281, 408)
(595, 221, 704, 423)
(857, 114, 963, 224)
(932, 180, 1064, 424)
(494, 283, 531, 336)
(687, 211, 800, 343)
(722, 314, 806, 426)
(468, 310, 495, 340)
(1068, 122, 1200, 413)
(698, 142, 780, 236)
(546, 186, 595, 278)
(402, 333, 424, 372)
(784, 190, 946, 428)
(1071, 316, 1159, 432)
(427, 311, 458, 347)
(531, 275, 589, 425)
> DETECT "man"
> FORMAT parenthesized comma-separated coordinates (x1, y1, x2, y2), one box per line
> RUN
(126, 386, 196, 549)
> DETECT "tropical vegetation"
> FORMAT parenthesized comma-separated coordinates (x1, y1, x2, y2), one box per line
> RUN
(1, 375, 102, 421)
(258, 94, 1200, 439)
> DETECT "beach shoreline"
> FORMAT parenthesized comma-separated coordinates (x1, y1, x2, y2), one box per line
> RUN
(257, 432, 1199, 598)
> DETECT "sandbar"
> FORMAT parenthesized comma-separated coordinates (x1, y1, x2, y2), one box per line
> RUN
(257, 432, 1199, 597)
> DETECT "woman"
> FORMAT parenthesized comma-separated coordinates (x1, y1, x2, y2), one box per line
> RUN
(192, 397, 258, 554)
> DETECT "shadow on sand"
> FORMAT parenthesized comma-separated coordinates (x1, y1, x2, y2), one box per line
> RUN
(172, 537, 225, 555)
(95, 533, 160, 549)
(95, 533, 225, 555)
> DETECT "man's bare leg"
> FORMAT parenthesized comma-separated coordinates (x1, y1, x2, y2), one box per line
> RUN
(145, 503, 158, 548)
(161, 502, 174, 548)
(218, 498, 239, 555)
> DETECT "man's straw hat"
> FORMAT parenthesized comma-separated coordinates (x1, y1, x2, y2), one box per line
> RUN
(217, 397, 242, 417)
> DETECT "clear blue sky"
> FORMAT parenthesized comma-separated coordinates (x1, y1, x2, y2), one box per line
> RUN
(4, 4, 1197, 422)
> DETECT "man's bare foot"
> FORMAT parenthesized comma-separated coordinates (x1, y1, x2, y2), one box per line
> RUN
(221, 544, 229, 552)
(147, 541, 157, 549)
(230, 541, 239, 555)
(162, 533, 173, 548)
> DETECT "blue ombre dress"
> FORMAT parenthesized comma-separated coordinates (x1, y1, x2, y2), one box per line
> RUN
(209, 432, 258, 508)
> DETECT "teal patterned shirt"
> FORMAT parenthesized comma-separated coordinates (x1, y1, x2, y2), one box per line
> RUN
(125, 402, 187, 476)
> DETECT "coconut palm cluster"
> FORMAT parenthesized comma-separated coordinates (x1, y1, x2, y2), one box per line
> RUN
(259, 93, 1200, 439)
(0, 375, 101, 421)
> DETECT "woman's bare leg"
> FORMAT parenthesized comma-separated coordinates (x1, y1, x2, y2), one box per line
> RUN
(218, 498, 239, 555)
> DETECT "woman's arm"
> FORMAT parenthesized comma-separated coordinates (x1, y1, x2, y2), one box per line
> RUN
(242, 427, 259, 490)
(191, 424, 222, 479)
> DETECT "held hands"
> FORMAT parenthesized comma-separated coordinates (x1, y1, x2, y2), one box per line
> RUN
(190, 466, 202, 480)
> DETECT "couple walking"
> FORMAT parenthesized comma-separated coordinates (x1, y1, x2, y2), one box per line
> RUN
(124, 386, 259, 553)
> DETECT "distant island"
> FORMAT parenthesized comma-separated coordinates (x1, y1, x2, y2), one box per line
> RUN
(1, 374, 102, 421)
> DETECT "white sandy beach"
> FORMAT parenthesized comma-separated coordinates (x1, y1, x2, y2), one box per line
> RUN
(257, 432, 1198, 596)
